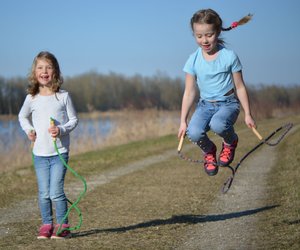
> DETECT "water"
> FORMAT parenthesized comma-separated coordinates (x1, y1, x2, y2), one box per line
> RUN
(0, 117, 114, 153)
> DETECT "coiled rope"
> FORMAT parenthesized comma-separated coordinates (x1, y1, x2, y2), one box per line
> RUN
(31, 118, 87, 236)
(53, 139, 87, 235)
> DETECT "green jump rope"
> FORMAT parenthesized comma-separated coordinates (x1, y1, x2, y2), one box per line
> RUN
(31, 118, 87, 236)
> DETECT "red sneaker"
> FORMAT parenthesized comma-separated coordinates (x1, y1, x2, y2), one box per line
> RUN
(218, 139, 238, 166)
(203, 145, 218, 176)
(37, 224, 53, 239)
(51, 224, 71, 239)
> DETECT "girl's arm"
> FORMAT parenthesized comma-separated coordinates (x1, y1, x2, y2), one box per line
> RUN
(18, 95, 36, 141)
(57, 93, 79, 136)
(178, 73, 197, 138)
(232, 71, 256, 128)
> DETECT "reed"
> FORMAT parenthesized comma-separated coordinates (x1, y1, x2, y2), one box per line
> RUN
(72, 109, 180, 153)
(0, 110, 180, 173)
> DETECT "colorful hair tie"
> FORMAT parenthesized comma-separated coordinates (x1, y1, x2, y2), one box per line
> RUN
(231, 21, 239, 28)
(222, 14, 253, 32)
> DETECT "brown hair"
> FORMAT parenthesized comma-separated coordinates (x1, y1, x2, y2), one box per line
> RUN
(27, 51, 63, 96)
(190, 9, 252, 44)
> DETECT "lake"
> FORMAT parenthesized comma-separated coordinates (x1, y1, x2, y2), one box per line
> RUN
(0, 110, 179, 170)
(0, 117, 114, 153)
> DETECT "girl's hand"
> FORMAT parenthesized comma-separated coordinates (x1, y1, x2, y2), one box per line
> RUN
(28, 130, 36, 142)
(48, 126, 60, 138)
(245, 114, 256, 129)
(178, 122, 187, 139)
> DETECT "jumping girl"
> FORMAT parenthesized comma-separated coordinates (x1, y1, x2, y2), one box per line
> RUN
(18, 51, 78, 239)
(178, 9, 256, 176)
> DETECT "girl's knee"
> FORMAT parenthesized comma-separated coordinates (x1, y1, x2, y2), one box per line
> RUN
(50, 192, 66, 202)
(187, 128, 206, 143)
(210, 116, 230, 134)
(210, 122, 227, 135)
(39, 190, 50, 200)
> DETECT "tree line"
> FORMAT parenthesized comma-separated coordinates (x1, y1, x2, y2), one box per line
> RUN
(0, 72, 299, 118)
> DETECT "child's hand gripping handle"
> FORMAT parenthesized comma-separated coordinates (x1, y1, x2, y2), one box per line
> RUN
(177, 134, 185, 152)
(30, 129, 36, 149)
(251, 127, 263, 140)
(50, 117, 57, 142)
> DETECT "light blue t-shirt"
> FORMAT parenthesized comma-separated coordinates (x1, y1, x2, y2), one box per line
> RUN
(183, 46, 242, 101)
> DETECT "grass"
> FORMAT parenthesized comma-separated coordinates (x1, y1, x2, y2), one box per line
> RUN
(0, 114, 299, 249)
(254, 119, 300, 249)
(70, 134, 178, 175)
(0, 135, 177, 208)
(0, 109, 180, 173)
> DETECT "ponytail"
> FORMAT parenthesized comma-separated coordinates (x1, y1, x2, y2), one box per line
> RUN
(222, 14, 253, 31)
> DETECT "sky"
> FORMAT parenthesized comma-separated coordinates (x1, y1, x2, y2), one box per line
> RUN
(1, 0, 300, 86)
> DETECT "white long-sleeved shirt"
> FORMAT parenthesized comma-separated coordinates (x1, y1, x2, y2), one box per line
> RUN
(18, 90, 78, 156)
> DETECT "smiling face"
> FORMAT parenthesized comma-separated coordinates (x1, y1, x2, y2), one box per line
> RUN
(35, 59, 55, 87)
(193, 23, 219, 55)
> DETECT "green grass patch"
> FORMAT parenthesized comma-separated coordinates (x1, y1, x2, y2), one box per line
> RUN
(70, 134, 177, 175)
(0, 134, 178, 208)
(255, 121, 300, 249)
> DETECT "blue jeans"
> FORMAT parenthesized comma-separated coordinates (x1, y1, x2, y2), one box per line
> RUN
(187, 95, 240, 153)
(33, 153, 69, 225)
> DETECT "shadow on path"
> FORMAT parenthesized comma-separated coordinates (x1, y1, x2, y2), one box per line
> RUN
(72, 204, 278, 238)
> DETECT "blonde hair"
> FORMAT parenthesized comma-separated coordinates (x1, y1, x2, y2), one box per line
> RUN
(190, 9, 253, 44)
(27, 51, 63, 96)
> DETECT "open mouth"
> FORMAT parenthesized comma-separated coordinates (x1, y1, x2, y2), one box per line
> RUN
(202, 44, 210, 50)
(40, 75, 49, 80)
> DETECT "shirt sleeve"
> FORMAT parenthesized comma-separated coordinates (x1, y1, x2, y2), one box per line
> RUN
(18, 95, 34, 135)
(57, 93, 78, 136)
(183, 51, 197, 76)
(231, 51, 243, 73)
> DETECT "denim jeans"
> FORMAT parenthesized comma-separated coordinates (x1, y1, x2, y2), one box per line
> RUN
(33, 153, 69, 225)
(187, 95, 240, 153)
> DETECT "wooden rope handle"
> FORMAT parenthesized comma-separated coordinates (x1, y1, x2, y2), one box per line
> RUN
(50, 118, 57, 142)
(251, 127, 263, 140)
(50, 117, 55, 127)
(177, 134, 185, 152)
(30, 130, 35, 149)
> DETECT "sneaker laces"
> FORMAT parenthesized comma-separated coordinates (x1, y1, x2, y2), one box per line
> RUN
(204, 154, 216, 170)
(220, 146, 232, 161)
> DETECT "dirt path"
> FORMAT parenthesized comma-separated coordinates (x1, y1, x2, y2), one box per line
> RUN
(177, 144, 277, 249)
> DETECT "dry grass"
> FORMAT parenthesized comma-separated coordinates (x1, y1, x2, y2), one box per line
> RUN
(0, 135, 223, 249)
(73, 109, 180, 152)
(253, 120, 300, 249)
(0, 114, 299, 249)
(0, 110, 179, 173)
(0, 108, 294, 173)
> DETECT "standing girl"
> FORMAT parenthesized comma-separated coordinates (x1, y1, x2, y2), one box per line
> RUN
(19, 51, 78, 239)
(178, 9, 255, 176)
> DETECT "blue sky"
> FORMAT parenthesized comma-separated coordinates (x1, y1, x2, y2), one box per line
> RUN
(1, 0, 299, 85)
